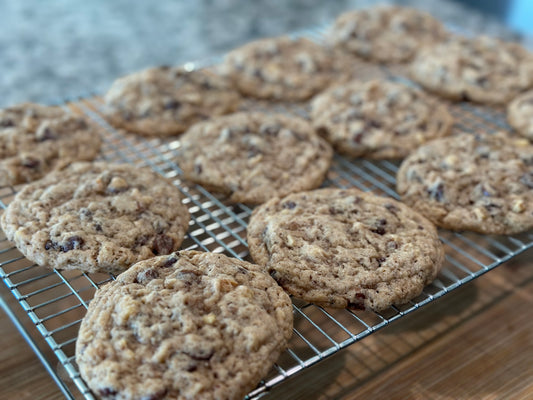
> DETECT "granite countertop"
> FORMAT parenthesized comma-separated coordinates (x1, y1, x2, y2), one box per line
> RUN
(0, 0, 524, 108)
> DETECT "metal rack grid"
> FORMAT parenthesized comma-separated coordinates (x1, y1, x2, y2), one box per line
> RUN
(2, 40, 533, 400)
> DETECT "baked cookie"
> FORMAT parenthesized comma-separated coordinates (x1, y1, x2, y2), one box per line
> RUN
(221, 36, 351, 101)
(176, 112, 333, 204)
(247, 188, 444, 311)
(1, 162, 190, 274)
(410, 35, 533, 104)
(0, 103, 102, 187)
(397, 132, 533, 234)
(508, 90, 533, 140)
(328, 6, 448, 64)
(76, 250, 293, 400)
(103, 66, 241, 137)
(310, 79, 453, 159)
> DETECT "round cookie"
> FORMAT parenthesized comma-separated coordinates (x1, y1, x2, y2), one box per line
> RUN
(176, 112, 333, 205)
(410, 35, 533, 104)
(396, 132, 533, 234)
(221, 36, 351, 101)
(247, 188, 444, 311)
(508, 90, 533, 140)
(0, 103, 102, 187)
(76, 250, 293, 400)
(1, 162, 190, 274)
(328, 5, 448, 64)
(104, 66, 242, 137)
(310, 79, 453, 159)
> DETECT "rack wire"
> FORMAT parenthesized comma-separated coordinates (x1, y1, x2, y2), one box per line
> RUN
(2, 30, 533, 400)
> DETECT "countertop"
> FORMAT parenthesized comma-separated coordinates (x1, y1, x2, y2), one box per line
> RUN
(2, 1, 533, 399)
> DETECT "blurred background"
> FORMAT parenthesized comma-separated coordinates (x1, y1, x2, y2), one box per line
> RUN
(0, 0, 532, 108)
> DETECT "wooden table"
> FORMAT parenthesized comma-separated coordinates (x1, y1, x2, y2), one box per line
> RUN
(1, 250, 532, 400)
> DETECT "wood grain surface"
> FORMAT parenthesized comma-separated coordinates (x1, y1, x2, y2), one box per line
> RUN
(1, 250, 532, 400)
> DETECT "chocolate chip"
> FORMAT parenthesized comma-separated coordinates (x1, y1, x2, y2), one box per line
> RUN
(0, 118, 14, 128)
(22, 157, 40, 168)
(371, 219, 387, 235)
(247, 145, 261, 158)
(282, 201, 297, 209)
(80, 208, 93, 218)
(185, 364, 198, 372)
(365, 120, 381, 129)
(259, 124, 280, 136)
(476, 76, 489, 87)
(419, 122, 427, 130)
(347, 301, 365, 310)
(36, 126, 55, 141)
(141, 388, 168, 400)
(520, 173, 533, 189)
(384, 203, 399, 213)
(98, 388, 118, 397)
(183, 348, 214, 361)
(237, 266, 249, 274)
(135, 234, 150, 247)
(135, 268, 159, 284)
(329, 207, 343, 215)
(355, 293, 366, 299)
(316, 126, 328, 137)
(94, 223, 103, 232)
(164, 99, 181, 110)
(427, 182, 445, 202)
(60, 236, 84, 252)
(377, 257, 386, 266)
(353, 132, 364, 144)
(152, 234, 174, 255)
(194, 163, 203, 174)
(44, 240, 57, 250)
(162, 257, 178, 268)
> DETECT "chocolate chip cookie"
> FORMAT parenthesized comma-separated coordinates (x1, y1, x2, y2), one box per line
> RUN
(0, 103, 102, 187)
(76, 250, 293, 400)
(221, 36, 351, 101)
(397, 132, 533, 234)
(310, 79, 453, 159)
(247, 188, 444, 311)
(176, 112, 333, 204)
(328, 5, 448, 64)
(104, 66, 242, 137)
(410, 36, 533, 104)
(508, 90, 533, 140)
(1, 162, 190, 274)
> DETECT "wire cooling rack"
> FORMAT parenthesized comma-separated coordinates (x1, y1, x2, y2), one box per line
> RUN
(2, 32, 533, 400)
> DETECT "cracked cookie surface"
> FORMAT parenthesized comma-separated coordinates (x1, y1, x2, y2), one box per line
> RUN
(328, 5, 448, 64)
(410, 36, 533, 104)
(0, 103, 102, 186)
(247, 188, 444, 311)
(222, 36, 352, 101)
(310, 79, 453, 159)
(104, 66, 242, 137)
(176, 112, 333, 204)
(396, 132, 533, 234)
(1, 162, 190, 273)
(76, 250, 293, 400)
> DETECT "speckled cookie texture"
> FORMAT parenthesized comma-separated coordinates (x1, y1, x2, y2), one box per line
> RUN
(0, 103, 102, 187)
(508, 90, 533, 140)
(410, 35, 533, 104)
(1, 162, 190, 274)
(247, 188, 444, 311)
(328, 5, 448, 64)
(76, 250, 293, 400)
(103, 66, 242, 137)
(222, 36, 352, 101)
(176, 112, 333, 205)
(397, 132, 533, 234)
(310, 79, 454, 159)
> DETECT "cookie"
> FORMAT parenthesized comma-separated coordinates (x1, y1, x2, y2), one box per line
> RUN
(103, 66, 242, 137)
(328, 6, 448, 64)
(410, 35, 533, 104)
(247, 188, 444, 311)
(508, 90, 533, 140)
(310, 79, 453, 159)
(0, 103, 102, 187)
(76, 250, 293, 400)
(1, 162, 190, 274)
(396, 132, 533, 234)
(176, 112, 333, 205)
(221, 36, 351, 101)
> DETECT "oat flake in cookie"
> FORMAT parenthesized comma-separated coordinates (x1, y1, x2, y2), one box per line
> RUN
(221, 37, 352, 101)
(103, 66, 241, 137)
(310, 79, 453, 159)
(328, 6, 448, 64)
(410, 36, 533, 105)
(397, 132, 533, 234)
(0, 162, 190, 274)
(176, 112, 333, 205)
(76, 250, 293, 400)
(508, 90, 533, 140)
(247, 188, 444, 311)
(0, 103, 102, 187)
